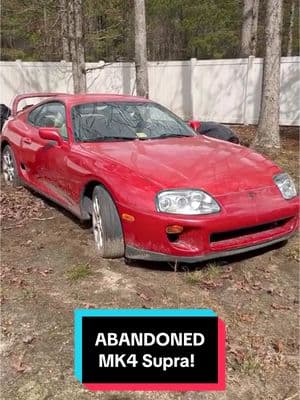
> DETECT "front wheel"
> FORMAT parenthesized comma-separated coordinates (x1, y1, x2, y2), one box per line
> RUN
(92, 186, 125, 258)
(1, 145, 21, 186)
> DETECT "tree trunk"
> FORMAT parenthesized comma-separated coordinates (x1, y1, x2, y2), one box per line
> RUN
(61, 0, 70, 61)
(43, 5, 48, 56)
(68, 1, 78, 92)
(241, 0, 254, 56)
(68, 0, 86, 93)
(74, 0, 86, 92)
(250, 0, 259, 55)
(134, 0, 149, 98)
(241, 0, 259, 56)
(287, 0, 295, 56)
(253, 0, 283, 152)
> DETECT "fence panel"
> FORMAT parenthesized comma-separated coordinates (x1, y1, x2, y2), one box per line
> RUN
(0, 57, 299, 125)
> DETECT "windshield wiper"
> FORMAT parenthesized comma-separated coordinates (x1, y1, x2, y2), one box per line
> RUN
(155, 133, 194, 139)
(82, 136, 138, 142)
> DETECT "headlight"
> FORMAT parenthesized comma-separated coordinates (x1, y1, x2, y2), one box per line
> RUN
(156, 190, 220, 215)
(274, 173, 297, 199)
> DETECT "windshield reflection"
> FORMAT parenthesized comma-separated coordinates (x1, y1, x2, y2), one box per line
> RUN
(72, 102, 195, 142)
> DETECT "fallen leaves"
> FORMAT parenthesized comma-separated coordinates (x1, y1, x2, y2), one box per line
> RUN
(227, 331, 287, 376)
(199, 279, 223, 289)
(11, 351, 31, 373)
(137, 292, 151, 301)
(0, 264, 54, 291)
(0, 291, 5, 302)
(251, 281, 263, 290)
(0, 183, 50, 225)
(38, 268, 53, 277)
(239, 313, 255, 323)
(234, 280, 251, 292)
(271, 303, 292, 311)
(2, 223, 24, 230)
(221, 266, 233, 279)
(185, 265, 234, 289)
(23, 336, 34, 345)
(82, 302, 96, 309)
(227, 343, 246, 364)
(272, 339, 284, 353)
(10, 277, 26, 288)
(136, 285, 155, 303)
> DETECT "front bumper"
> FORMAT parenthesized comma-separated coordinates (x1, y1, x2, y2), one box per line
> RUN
(119, 190, 299, 262)
(125, 232, 295, 263)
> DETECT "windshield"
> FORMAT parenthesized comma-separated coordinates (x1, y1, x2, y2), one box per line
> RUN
(71, 101, 195, 142)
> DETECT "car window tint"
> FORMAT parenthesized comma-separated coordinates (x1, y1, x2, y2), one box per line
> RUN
(28, 102, 68, 140)
(28, 104, 44, 125)
(71, 102, 195, 141)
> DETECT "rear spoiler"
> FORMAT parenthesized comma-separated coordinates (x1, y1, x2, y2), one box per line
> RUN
(12, 92, 70, 116)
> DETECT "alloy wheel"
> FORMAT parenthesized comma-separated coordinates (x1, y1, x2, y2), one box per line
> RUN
(2, 148, 15, 183)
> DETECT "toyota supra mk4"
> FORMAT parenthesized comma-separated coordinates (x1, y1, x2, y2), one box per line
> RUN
(1, 93, 298, 263)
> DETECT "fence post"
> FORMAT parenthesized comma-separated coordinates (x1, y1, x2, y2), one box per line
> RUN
(190, 58, 197, 120)
(15, 59, 27, 95)
(60, 60, 69, 93)
(242, 55, 255, 125)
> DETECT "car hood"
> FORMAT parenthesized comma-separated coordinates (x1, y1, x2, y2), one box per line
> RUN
(79, 136, 281, 196)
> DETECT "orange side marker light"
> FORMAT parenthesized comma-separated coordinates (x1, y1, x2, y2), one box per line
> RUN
(122, 213, 135, 222)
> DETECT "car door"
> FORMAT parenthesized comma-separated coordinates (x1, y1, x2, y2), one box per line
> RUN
(24, 102, 75, 208)
(20, 103, 52, 182)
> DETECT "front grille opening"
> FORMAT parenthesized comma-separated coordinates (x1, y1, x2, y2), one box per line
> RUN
(167, 233, 179, 243)
(210, 218, 292, 243)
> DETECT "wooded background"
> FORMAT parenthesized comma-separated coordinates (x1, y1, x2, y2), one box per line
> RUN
(1, 0, 299, 150)
(1, 0, 299, 62)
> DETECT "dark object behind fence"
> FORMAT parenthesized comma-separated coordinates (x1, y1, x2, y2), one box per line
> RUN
(0, 104, 11, 132)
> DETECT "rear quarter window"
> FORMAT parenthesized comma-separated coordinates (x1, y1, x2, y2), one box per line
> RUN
(28, 105, 44, 125)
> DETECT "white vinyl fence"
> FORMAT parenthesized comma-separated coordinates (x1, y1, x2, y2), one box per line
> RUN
(0, 56, 299, 125)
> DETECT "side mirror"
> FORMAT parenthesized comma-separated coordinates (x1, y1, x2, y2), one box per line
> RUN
(39, 127, 62, 145)
(188, 120, 201, 132)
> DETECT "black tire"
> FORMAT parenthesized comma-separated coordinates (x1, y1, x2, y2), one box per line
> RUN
(1, 145, 22, 186)
(92, 185, 124, 258)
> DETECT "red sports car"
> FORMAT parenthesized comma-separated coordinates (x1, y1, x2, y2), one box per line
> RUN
(1, 93, 298, 263)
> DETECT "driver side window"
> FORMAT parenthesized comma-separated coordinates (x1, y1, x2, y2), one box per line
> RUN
(28, 102, 68, 140)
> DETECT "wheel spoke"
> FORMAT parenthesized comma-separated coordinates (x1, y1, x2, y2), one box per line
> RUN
(92, 196, 103, 250)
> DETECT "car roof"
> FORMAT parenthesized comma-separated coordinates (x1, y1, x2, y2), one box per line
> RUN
(56, 93, 153, 107)
(12, 93, 153, 116)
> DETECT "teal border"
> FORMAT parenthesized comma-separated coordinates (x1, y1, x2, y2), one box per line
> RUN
(74, 308, 216, 382)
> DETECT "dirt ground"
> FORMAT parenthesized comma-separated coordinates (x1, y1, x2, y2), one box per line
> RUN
(0, 127, 299, 400)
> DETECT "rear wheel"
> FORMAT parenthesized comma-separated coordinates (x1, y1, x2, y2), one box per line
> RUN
(1, 145, 21, 186)
(92, 185, 124, 258)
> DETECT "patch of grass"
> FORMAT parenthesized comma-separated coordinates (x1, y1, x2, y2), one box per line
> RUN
(230, 353, 261, 375)
(20, 287, 37, 300)
(204, 262, 223, 278)
(241, 356, 261, 375)
(185, 262, 222, 285)
(185, 271, 203, 285)
(66, 263, 92, 282)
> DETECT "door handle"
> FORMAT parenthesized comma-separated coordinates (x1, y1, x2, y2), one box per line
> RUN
(23, 138, 32, 145)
